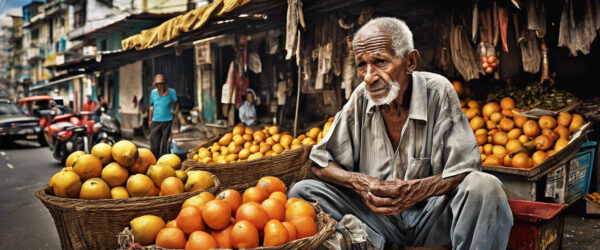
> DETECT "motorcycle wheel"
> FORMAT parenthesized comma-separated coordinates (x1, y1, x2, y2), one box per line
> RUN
(38, 132, 49, 147)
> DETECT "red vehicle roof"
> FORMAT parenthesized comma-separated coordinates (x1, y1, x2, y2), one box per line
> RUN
(17, 95, 54, 104)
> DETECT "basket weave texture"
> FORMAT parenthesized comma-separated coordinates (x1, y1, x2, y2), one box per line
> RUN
(117, 202, 336, 250)
(183, 140, 313, 192)
(34, 174, 220, 250)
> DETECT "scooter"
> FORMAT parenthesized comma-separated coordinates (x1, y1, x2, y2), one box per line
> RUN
(49, 123, 89, 164)
(90, 107, 121, 145)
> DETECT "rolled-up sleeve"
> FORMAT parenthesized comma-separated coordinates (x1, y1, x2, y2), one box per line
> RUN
(309, 110, 356, 171)
(431, 96, 481, 178)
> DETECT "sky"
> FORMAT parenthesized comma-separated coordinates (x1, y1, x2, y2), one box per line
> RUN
(0, 0, 32, 16)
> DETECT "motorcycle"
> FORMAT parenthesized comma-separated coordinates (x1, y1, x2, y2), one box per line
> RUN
(90, 107, 121, 145)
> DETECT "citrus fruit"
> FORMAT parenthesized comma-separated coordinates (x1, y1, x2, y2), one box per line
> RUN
(219, 133, 233, 146)
(79, 178, 111, 199)
(236, 202, 269, 231)
(160, 176, 184, 196)
(101, 162, 129, 187)
(111, 186, 130, 199)
(126, 174, 155, 197)
(285, 199, 316, 221)
(155, 227, 187, 249)
(269, 191, 287, 204)
(72, 154, 103, 180)
(65, 151, 85, 168)
(289, 215, 318, 239)
(202, 200, 232, 230)
(231, 220, 259, 249)
(146, 164, 176, 187)
(157, 154, 181, 170)
(243, 186, 268, 204)
(212, 225, 234, 249)
(557, 112, 572, 127)
(216, 189, 242, 215)
(282, 221, 298, 241)
(569, 114, 584, 131)
(263, 219, 289, 246)
(111, 140, 138, 167)
(129, 148, 156, 174)
(185, 170, 215, 192)
(51, 170, 82, 198)
(482, 102, 500, 119)
(175, 169, 188, 183)
(512, 152, 531, 169)
(262, 198, 286, 221)
(166, 220, 177, 228)
(186, 230, 217, 250)
(182, 195, 212, 209)
(538, 116, 557, 130)
(554, 138, 569, 152)
(534, 135, 553, 151)
(554, 126, 570, 139)
(176, 206, 205, 234)
(500, 97, 515, 110)
(91, 143, 112, 165)
(130, 215, 166, 245)
(532, 151, 548, 166)
(523, 120, 540, 137)
(256, 176, 287, 195)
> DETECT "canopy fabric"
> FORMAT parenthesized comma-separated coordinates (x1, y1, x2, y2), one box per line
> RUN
(121, 0, 251, 51)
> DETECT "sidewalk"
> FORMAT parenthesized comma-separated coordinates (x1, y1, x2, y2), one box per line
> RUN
(131, 136, 150, 149)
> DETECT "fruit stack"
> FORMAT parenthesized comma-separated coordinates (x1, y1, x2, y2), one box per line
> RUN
(127, 176, 321, 249)
(460, 97, 586, 169)
(192, 118, 334, 164)
(48, 140, 215, 199)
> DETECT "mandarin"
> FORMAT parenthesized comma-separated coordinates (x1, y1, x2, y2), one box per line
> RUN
(186, 231, 217, 250)
(289, 215, 318, 239)
(262, 198, 286, 221)
(202, 200, 232, 230)
(264, 219, 289, 247)
(231, 220, 259, 249)
(212, 225, 234, 248)
(176, 206, 205, 234)
(155, 228, 187, 249)
(243, 186, 268, 204)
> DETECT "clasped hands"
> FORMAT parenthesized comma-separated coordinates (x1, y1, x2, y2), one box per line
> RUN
(352, 174, 422, 216)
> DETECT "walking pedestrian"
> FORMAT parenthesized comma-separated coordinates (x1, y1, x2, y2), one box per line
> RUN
(149, 74, 179, 157)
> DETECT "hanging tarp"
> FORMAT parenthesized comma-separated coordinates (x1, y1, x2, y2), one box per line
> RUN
(121, 0, 251, 51)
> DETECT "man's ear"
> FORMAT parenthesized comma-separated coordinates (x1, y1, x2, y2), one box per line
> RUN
(405, 50, 419, 73)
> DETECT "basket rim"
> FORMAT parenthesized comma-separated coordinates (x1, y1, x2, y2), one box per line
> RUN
(184, 144, 312, 169)
(35, 173, 220, 208)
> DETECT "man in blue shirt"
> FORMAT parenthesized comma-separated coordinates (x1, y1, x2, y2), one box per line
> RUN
(238, 89, 257, 126)
(149, 74, 179, 157)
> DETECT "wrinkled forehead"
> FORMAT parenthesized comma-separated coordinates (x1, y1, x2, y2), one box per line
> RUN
(353, 27, 393, 57)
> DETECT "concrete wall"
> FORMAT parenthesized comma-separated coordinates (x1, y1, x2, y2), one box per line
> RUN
(143, 0, 187, 13)
(118, 61, 142, 132)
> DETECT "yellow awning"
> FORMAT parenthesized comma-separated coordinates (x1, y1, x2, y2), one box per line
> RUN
(121, 0, 251, 51)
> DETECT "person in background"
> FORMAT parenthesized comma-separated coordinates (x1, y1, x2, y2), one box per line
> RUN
(93, 95, 108, 122)
(82, 95, 96, 112)
(149, 74, 179, 157)
(239, 89, 257, 126)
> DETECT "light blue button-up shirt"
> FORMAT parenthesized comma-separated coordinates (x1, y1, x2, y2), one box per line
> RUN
(239, 101, 257, 126)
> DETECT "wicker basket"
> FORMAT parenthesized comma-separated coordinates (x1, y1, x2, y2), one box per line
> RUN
(34, 174, 220, 250)
(183, 142, 313, 192)
(117, 202, 336, 249)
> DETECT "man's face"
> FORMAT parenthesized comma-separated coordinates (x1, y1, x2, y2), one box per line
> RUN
(156, 83, 166, 92)
(354, 26, 410, 105)
(246, 93, 254, 104)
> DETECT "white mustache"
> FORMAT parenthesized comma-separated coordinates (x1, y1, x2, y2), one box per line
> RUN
(363, 80, 401, 106)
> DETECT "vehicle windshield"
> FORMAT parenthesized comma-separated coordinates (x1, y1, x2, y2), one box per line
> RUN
(0, 102, 25, 115)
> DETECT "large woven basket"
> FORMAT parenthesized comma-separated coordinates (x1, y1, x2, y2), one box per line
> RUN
(183, 142, 313, 192)
(34, 174, 220, 250)
(117, 202, 336, 249)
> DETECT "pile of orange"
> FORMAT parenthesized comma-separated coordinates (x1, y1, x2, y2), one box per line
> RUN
(48, 140, 215, 199)
(459, 97, 585, 169)
(129, 176, 319, 249)
(193, 117, 335, 164)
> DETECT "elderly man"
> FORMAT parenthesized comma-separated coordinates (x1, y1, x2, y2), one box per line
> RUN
(289, 17, 512, 249)
(149, 74, 179, 157)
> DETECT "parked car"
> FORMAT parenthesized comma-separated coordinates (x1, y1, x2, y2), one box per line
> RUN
(0, 99, 45, 146)
(17, 95, 64, 117)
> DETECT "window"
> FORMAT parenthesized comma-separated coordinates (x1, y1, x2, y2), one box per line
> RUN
(0, 102, 25, 115)
(31, 29, 39, 40)
(100, 39, 107, 52)
(74, 2, 86, 28)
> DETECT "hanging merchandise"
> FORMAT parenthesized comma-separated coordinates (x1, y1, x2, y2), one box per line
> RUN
(450, 18, 480, 81)
(526, 0, 546, 38)
(498, 7, 509, 53)
(518, 28, 541, 73)
(477, 6, 498, 75)
(266, 29, 281, 55)
(472, 3, 478, 43)
(558, 0, 600, 56)
(285, 0, 305, 60)
(315, 17, 334, 90)
(248, 52, 262, 74)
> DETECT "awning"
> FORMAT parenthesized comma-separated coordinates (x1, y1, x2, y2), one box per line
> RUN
(29, 74, 85, 91)
(121, 0, 251, 51)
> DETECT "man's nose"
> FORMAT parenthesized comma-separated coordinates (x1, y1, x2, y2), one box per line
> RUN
(363, 64, 380, 84)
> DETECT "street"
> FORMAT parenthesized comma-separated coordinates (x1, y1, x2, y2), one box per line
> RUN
(0, 140, 61, 249)
(0, 140, 599, 249)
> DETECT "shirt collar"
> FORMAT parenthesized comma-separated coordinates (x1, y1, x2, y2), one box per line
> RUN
(365, 72, 428, 122)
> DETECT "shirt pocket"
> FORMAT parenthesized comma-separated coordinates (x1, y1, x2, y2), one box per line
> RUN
(406, 156, 431, 180)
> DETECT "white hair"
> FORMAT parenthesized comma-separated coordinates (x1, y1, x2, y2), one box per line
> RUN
(352, 17, 414, 58)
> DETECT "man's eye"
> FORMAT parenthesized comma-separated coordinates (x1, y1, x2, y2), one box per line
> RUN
(357, 62, 366, 68)
(376, 59, 387, 66)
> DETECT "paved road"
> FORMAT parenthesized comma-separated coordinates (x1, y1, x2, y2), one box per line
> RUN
(0, 140, 61, 249)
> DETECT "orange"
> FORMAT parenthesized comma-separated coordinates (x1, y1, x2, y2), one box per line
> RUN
(269, 191, 287, 204)
(183, 195, 212, 210)
(79, 178, 111, 199)
(280, 135, 294, 149)
(72, 154, 103, 180)
(129, 148, 156, 174)
(518, 135, 529, 144)
(514, 115, 528, 128)
(272, 144, 284, 154)
(452, 80, 463, 96)
(253, 131, 266, 143)
(257, 176, 287, 195)
(110, 186, 130, 199)
(534, 135, 553, 151)
(505, 139, 522, 153)
(202, 200, 232, 230)
(249, 144, 260, 154)
(212, 225, 234, 248)
(155, 228, 187, 249)
(492, 145, 507, 159)
(130, 215, 165, 245)
(502, 108, 514, 118)
(219, 133, 233, 146)
(112, 140, 138, 167)
(91, 143, 112, 165)
(492, 132, 508, 146)
(282, 221, 298, 241)
(286, 197, 302, 207)
(467, 100, 480, 109)
(474, 128, 488, 136)
(264, 219, 289, 246)
(465, 108, 480, 120)
(126, 174, 156, 197)
(225, 154, 238, 163)
(503, 154, 512, 167)
(532, 151, 548, 166)
(265, 137, 276, 147)
(231, 220, 259, 249)
(482, 102, 500, 119)
(243, 134, 253, 142)
(160, 177, 184, 196)
(176, 206, 205, 234)
(233, 125, 245, 136)
(499, 118, 515, 132)
(538, 116, 557, 130)
(236, 202, 269, 231)
(198, 191, 215, 200)
(542, 128, 559, 142)
(557, 112, 572, 127)
(307, 127, 321, 140)
(554, 126, 570, 139)
(166, 220, 178, 228)
(475, 134, 487, 145)
(243, 186, 268, 204)
(483, 155, 502, 166)
(238, 148, 251, 160)
(245, 127, 254, 135)
(65, 151, 85, 168)
(523, 120, 540, 137)
(500, 97, 515, 110)
(547, 149, 556, 156)
(486, 120, 497, 130)
(490, 113, 503, 123)
(285, 199, 316, 221)
(259, 144, 272, 154)
(216, 189, 242, 215)
(483, 144, 493, 155)
(569, 114, 584, 131)
(554, 138, 569, 152)
(51, 170, 82, 198)
(262, 198, 286, 221)
(470, 116, 484, 131)
(512, 152, 531, 169)
(185, 231, 217, 250)
(101, 162, 129, 187)
(289, 215, 318, 239)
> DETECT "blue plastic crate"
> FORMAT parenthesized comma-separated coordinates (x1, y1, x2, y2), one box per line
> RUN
(565, 141, 597, 204)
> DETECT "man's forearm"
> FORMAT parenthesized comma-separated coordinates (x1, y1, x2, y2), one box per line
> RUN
(311, 162, 378, 194)
(407, 173, 466, 200)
